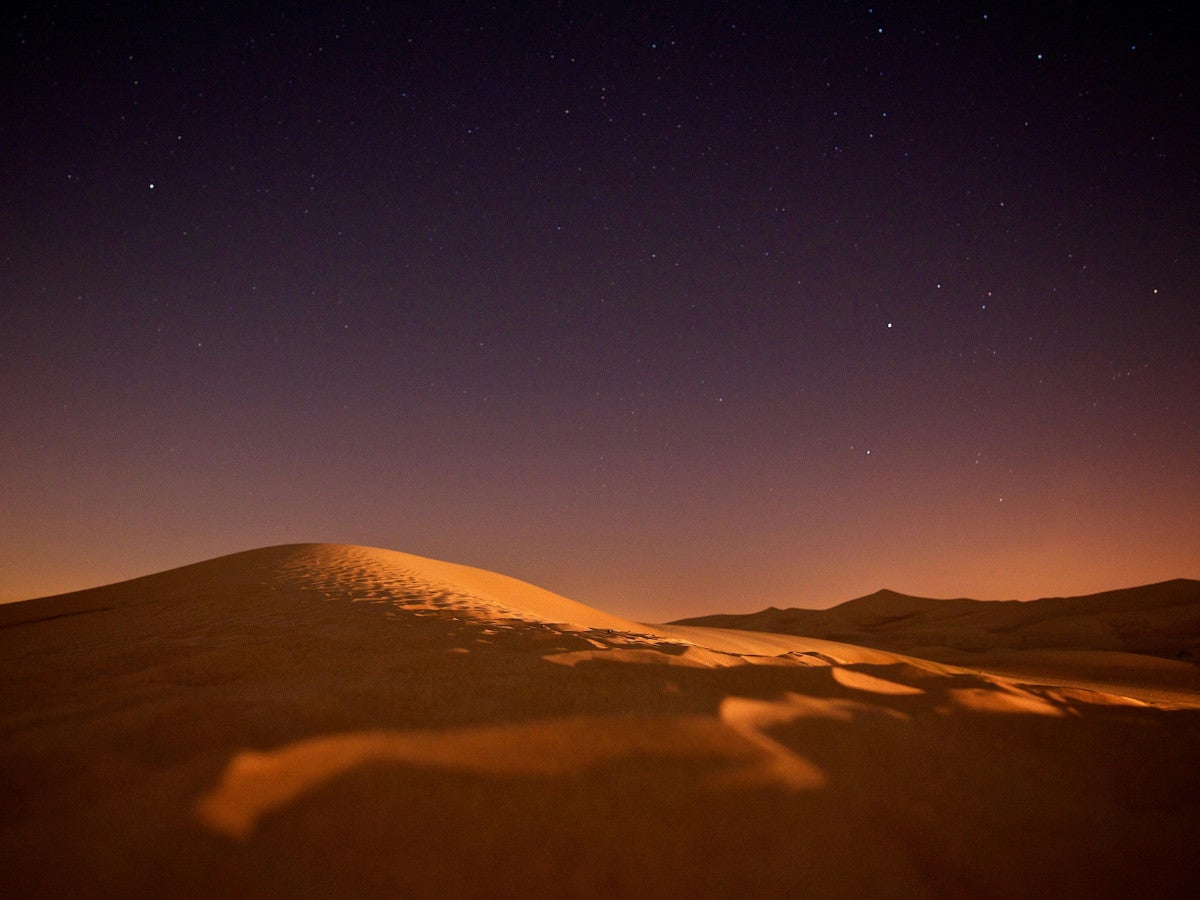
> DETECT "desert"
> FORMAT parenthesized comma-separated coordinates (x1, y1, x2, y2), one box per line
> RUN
(1, 543, 1197, 898)
(6, 2, 1199, 897)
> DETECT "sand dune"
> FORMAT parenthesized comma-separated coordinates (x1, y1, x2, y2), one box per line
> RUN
(0, 543, 647, 634)
(676, 581, 1200, 704)
(676, 581, 1200, 659)
(2, 544, 1198, 897)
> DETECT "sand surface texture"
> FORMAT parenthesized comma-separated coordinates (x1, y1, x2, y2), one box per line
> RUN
(2, 544, 1197, 897)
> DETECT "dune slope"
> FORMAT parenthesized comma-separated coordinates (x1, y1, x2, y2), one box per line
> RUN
(0, 543, 647, 633)
(676, 581, 1200, 658)
(1, 545, 1198, 898)
(677, 581, 1200, 702)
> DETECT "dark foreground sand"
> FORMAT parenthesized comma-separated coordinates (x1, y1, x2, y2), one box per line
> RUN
(2, 544, 1197, 898)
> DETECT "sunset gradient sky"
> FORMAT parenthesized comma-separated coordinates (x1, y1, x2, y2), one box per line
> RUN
(2, 2, 1197, 620)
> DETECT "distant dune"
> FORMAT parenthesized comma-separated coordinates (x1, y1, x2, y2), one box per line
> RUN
(2, 544, 1197, 897)
(674, 581, 1200, 659)
(676, 581, 1200, 702)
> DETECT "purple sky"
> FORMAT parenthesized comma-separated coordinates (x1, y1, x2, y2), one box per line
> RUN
(2, 2, 1197, 620)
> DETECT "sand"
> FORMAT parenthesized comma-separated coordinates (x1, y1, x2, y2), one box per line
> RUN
(677, 582, 1200, 705)
(1, 543, 1197, 897)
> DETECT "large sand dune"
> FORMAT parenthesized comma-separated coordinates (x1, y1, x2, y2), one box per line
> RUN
(2, 544, 1197, 897)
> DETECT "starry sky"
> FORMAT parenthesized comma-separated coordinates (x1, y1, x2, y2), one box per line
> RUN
(2, 2, 1197, 620)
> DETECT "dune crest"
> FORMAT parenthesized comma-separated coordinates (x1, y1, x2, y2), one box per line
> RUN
(276, 543, 660, 633)
(0, 543, 654, 635)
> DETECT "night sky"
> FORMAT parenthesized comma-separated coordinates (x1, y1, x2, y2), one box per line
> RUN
(2, 2, 1197, 620)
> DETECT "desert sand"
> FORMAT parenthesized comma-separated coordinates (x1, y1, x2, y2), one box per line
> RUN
(1, 544, 1197, 897)
(676, 582, 1200, 705)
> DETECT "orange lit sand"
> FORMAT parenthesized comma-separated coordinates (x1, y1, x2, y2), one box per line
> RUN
(1, 544, 1197, 897)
